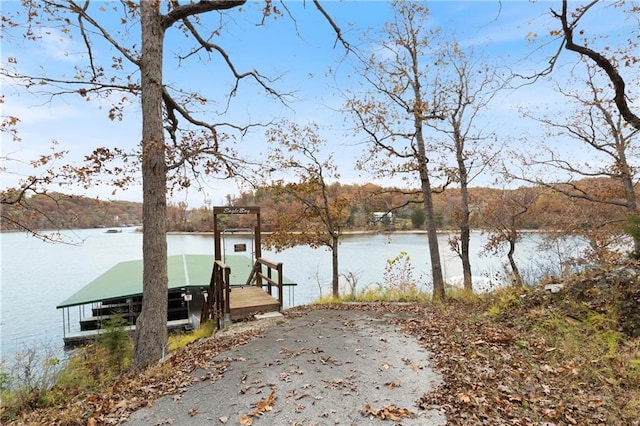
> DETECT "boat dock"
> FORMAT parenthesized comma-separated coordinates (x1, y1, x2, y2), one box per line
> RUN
(56, 206, 296, 347)
(57, 254, 296, 347)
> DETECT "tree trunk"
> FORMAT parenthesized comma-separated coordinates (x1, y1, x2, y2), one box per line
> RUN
(331, 234, 339, 297)
(134, 1, 168, 370)
(458, 159, 472, 292)
(415, 121, 445, 301)
(421, 173, 445, 301)
(618, 148, 640, 254)
(507, 234, 523, 287)
(408, 44, 445, 302)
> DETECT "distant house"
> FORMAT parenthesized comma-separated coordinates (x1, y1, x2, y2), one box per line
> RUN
(371, 211, 393, 227)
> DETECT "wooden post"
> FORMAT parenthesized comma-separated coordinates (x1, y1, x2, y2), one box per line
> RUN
(213, 206, 260, 262)
(255, 210, 262, 259)
(277, 262, 283, 309)
(223, 266, 231, 328)
(255, 211, 262, 287)
(213, 210, 221, 261)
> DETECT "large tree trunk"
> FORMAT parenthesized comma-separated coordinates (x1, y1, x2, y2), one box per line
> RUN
(415, 119, 445, 301)
(409, 46, 445, 301)
(331, 234, 339, 297)
(421, 172, 445, 302)
(458, 164, 472, 292)
(134, 1, 168, 370)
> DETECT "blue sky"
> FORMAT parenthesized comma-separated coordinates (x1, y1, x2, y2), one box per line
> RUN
(1, 1, 636, 206)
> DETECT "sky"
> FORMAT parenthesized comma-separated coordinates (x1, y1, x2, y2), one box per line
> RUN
(1, 0, 636, 207)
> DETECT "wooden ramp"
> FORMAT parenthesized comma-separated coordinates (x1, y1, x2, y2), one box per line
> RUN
(228, 286, 280, 320)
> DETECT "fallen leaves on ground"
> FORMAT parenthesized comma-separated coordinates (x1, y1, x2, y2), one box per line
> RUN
(11, 271, 640, 425)
(239, 389, 276, 425)
(361, 402, 415, 421)
(9, 327, 266, 425)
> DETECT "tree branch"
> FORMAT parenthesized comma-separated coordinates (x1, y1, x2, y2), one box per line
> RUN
(312, 0, 351, 52)
(65, 0, 140, 65)
(162, 0, 246, 29)
(554, 0, 640, 130)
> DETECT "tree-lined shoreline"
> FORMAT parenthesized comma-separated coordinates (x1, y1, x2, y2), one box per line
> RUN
(3, 176, 632, 237)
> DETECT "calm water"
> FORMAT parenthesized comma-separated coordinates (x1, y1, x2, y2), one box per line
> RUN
(0, 228, 581, 362)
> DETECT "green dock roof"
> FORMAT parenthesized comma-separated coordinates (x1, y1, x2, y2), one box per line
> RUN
(57, 254, 261, 309)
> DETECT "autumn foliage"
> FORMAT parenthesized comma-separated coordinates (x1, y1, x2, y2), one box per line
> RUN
(4, 177, 637, 248)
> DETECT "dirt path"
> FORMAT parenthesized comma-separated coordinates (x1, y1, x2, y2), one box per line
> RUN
(123, 308, 446, 425)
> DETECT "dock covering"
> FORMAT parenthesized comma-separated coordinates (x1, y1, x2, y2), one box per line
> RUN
(56, 254, 281, 309)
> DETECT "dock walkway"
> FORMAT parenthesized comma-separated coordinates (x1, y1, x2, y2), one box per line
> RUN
(63, 286, 282, 346)
(63, 319, 192, 347)
(228, 286, 281, 320)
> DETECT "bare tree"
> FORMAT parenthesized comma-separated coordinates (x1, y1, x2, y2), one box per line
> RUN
(519, 61, 639, 257)
(424, 43, 504, 292)
(2, 0, 347, 369)
(481, 187, 538, 287)
(551, 0, 640, 130)
(345, 1, 448, 301)
(260, 122, 350, 297)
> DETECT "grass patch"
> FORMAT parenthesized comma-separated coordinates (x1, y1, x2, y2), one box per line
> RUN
(0, 320, 134, 422)
(314, 294, 343, 305)
(316, 251, 433, 304)
(357, 284, 431, 303)
(315, 284, 431, 304)
(484, 285, 526, 318)
(0, 347, 63, 421)
(477, 280, 640, 423)
(534, 309, 626, 379)
(445, 286, 484, 304)
(168, 320, 217, 351)
(532, 309, 640, 422)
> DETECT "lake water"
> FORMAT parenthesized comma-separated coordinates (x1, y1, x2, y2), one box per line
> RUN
(0, 228, 582, 362)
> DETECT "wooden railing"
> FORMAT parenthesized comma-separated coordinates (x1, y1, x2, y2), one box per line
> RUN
(246, 257, 284, 309)
(202, 257, 285, 330)
(202, 259, 231, 330)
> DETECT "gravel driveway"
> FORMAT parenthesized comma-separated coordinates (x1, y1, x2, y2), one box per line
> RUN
(123, 308, 446, 425)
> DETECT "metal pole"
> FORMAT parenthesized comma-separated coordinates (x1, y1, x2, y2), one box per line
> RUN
(62, 309, 66, 337)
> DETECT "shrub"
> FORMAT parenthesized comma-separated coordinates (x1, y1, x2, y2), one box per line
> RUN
(382, 251, 422, 294)
(97, 315, 133, 371)
(0, 345, 63, 420)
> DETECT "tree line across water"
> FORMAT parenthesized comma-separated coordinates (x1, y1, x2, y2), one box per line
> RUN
(2, 177, 632, 243)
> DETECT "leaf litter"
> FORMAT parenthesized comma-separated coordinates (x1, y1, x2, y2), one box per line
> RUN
(9, 270, 640, 425)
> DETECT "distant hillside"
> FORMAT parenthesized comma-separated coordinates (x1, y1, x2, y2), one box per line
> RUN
(167, 179, 632, 234)
(0, 192, 142, 231)
(2, 178, 631, 235)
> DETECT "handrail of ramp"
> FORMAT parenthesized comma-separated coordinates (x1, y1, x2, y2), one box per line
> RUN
(202, 259, 231, 329)
(246, 257, 283, 310)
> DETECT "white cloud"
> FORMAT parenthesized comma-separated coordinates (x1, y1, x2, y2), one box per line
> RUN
(37, 26, 88, 63)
